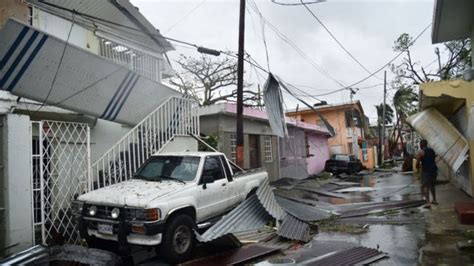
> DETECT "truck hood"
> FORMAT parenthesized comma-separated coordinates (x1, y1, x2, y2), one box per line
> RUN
(78, 179, 191, 208)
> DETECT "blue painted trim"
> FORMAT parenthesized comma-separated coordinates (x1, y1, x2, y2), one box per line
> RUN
(0, 30, 39, 88)
(0, 26, 29, 69)
(110, 74, 139, 121)
(7, 35, 48, 92)
(107, 73, 137, 121)
(100, 71, 132, 119)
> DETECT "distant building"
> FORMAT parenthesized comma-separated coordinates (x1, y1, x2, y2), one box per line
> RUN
(199, 103, 332, 181)
(286, 101, 377, 169)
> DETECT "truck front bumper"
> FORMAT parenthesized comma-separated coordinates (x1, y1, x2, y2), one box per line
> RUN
(79, 217, 165, 246)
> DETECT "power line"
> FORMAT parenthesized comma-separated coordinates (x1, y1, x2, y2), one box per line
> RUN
(247, 0, 347, 88)
(163, 0, 206, 33)
(342, 23, 432, 89)
(36, 14, 75, 112)
(300, 1, 381, 80)
(271, 0, 325, 6)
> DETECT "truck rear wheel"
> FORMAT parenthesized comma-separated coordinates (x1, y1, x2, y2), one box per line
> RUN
(158, 214, 195, 263)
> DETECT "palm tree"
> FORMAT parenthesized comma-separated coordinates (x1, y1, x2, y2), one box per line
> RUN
(391, 86, 418, 153)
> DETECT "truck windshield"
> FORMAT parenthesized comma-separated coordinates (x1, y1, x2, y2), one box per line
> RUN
(134, 156, 200, 182)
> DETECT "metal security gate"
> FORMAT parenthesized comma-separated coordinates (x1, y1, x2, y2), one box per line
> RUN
(31, 121, 90, 245)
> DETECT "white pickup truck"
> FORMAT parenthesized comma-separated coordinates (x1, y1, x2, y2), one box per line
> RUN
(74, 151, 267, 263)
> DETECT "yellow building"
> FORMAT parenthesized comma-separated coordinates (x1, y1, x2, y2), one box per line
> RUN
(413, 0, 473, 195)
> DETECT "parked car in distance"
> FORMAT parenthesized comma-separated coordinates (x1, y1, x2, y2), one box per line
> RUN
(324, 154, 363, 174)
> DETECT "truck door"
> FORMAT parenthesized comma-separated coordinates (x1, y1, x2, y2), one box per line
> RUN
(196, 156, 229, 220)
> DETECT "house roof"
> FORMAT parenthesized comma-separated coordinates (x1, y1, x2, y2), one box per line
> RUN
(431, 0, 473, 44)
(27, 0, 173, 53)
(199, 103, 331, 136)
(286, 100, 365, 116)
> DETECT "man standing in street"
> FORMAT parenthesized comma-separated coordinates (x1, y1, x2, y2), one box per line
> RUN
(416, 139, 438, 208)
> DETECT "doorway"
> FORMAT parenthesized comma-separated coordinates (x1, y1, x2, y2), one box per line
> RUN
(249, 134, 261, 169)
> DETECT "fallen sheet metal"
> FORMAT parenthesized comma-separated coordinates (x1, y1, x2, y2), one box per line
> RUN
(274, 188, 321, 206)
(333, 187, 376, 193)
(407, 108, 469, 172)
(277, 213, 311, 242)
(196, 194, 272, 242)
(232, 227, 277, 244)
(337, 199, 425, 218)
(257, 179, 285, 220)
(295, 185, 351, 199)
(180, 243, 281, 266)
(263, 73, 288, 138)
(329, 181, 360, 186)
(302, 246, 387, 265)
(337, 216, 420, 225)
(275, 196, 338, 222)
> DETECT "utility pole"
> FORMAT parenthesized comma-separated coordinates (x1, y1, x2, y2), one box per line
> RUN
(236, 0, 246, 168)
(349, 88, 358, 156)
(381, 70, 387, 165)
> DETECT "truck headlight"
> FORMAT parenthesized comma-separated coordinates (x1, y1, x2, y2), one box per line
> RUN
(111, 208, 120, 219)
(88, 205, 97, 216)
(71, 201, 84, 215)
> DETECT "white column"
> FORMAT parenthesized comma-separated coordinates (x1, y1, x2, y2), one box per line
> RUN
(3, 114, 33, 255)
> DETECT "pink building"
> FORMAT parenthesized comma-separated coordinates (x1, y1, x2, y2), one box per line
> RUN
(200, 103, 331, 180)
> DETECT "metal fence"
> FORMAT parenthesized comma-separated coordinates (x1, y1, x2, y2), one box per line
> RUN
(91, 96, 199, 190)
(31, 121, 91, 245)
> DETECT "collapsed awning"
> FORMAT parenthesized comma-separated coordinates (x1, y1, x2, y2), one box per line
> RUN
(407, 108, 469, 171)
(0, 19, 181, 125)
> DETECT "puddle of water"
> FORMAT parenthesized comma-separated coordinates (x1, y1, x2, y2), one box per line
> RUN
(314, 223, 425, 265)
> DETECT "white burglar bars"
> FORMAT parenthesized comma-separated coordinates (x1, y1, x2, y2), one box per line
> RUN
(91, 96, 199, 190)
(31, 121, 91, 245)
(99, 38, 161, 83)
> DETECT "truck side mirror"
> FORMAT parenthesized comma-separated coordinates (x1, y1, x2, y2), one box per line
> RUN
(202, 175, 215, 189)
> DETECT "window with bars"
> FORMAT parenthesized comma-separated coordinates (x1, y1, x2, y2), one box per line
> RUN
(230, 133, 237, 163)
(99, 38, 161, 83)
(264, 136, 273, 162)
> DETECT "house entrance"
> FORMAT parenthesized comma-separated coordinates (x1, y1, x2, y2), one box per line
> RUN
(249, 134, 261, 169)
(31, 121, 90, 245)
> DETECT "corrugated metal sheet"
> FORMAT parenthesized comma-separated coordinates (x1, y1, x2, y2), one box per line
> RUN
(263, 73, 288, 138)
(196, 194, 272, 242)
(27, 0, 173, 53)
(277, 213, 311, 242)
(181, 244, 281, 266)
(303, 246, 386, 265)
(0, 20, 180, 125)
(256, 178, 285, 220)
(275, 196, 338, 222)
(337, 199, 425, 218)
(407, 108, 469, 171)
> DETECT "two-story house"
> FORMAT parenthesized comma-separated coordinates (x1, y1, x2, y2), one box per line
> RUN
(286, 101, 376, 169)
(0, 0, 198, 255)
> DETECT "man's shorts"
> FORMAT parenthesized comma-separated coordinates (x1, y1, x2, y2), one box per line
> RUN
(421, 172, 437, 186)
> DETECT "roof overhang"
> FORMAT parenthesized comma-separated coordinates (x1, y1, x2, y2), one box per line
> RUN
(27, 0, 174, 53)
(420, 80, 473, 116)
(432, 0, 473, 44)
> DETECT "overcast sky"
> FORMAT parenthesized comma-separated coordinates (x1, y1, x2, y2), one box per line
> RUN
(131, 0, 441, 123)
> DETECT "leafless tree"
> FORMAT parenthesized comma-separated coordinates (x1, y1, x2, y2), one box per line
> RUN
(390, 33, 471, 86)
(169, 54, 261, 106)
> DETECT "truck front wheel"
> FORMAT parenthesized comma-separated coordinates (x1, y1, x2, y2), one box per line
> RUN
(158, 214, 195, 263)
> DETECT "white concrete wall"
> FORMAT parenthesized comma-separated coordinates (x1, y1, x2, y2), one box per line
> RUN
(2, 114, 33, 255)
(32, 8, 99, 54)
(89, 119, 131, 162)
